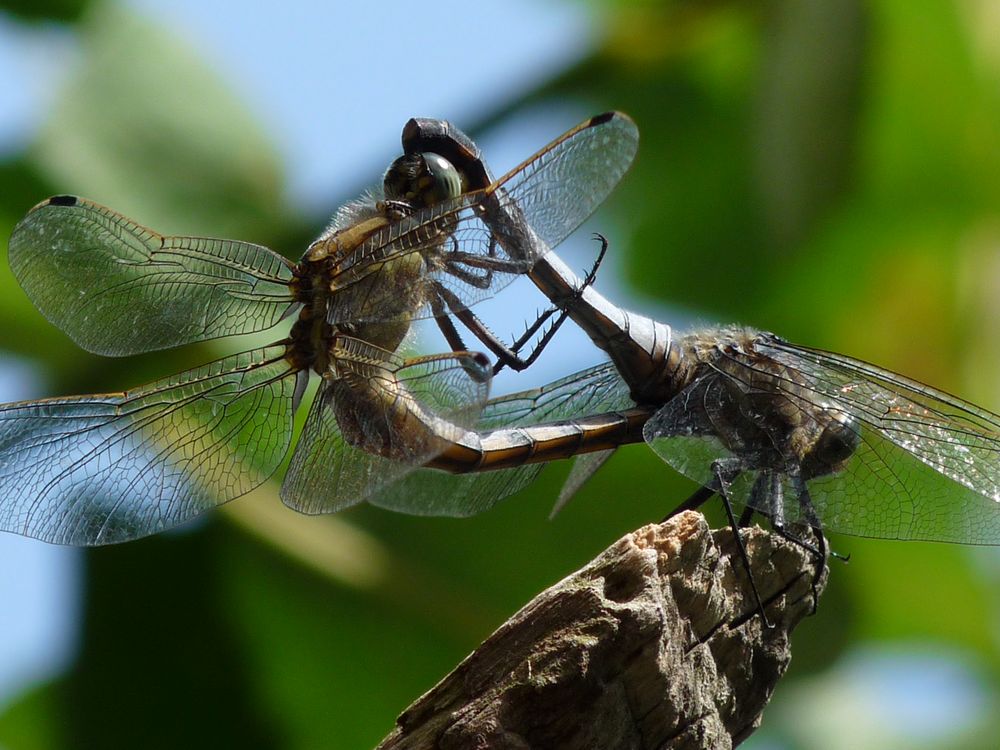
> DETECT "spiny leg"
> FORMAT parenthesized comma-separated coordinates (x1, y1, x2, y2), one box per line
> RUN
(492, 308, 563, 376)
(431, 232, 611, 374)
(666, 460, 771, 625)
(741, 469, 828, 561)
(431, 281, 550, 372)
(493, 233, 611, 375)
(430, 290, 472, 355)
(712, 460, 772, 627)
(790, 473, 829, 611)
(442, 253, 533, 289)
(738, 471, 777, 528)
(444, 258, 493, 289)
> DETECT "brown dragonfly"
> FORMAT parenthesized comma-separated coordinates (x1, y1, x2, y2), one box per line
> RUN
(0, 113, 639, 545)
(372, 119, 1000, 559)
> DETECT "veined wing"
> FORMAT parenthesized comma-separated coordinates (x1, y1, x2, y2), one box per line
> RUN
(373, 362, 637, 517)
(759, 336, 1000, 543)
(280, 341, 492, 514)
(328, 112, 639, 323)
(477, 363, 633, 430)
(9, 196, 297, 356)
(643, 335, 1000, 544)
(0, 346, 299, 545)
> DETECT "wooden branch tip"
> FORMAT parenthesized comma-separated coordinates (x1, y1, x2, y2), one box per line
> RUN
(378, 510, 826, 750)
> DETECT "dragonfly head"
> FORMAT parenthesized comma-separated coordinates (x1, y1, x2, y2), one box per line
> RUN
(399, 117, 493, 190)
(383, 151, 465, 209)
(802, 410, 861, 479)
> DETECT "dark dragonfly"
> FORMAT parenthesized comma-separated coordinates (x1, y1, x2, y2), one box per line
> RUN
(0, 113, 639, 544)
(380, 119, 1000, 559)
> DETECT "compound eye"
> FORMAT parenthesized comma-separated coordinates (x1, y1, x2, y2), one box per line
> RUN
(382, 151, 465, 209)
(810, 412, 861, 475)
(421, 152, 464, 202)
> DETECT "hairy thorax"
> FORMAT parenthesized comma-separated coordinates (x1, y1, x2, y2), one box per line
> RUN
(675, 326, 859, 480)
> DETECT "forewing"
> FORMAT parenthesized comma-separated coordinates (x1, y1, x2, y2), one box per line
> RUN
(375, 362, 636, 517)
(0, 346, 298, 545)
(280, 345, 491, 515)
(550, 450, 617, 518)
(760, 337, 1000, 543)
(486, 111, 641, 252)
(328, 113, 639, 323)
(644, 339, 1000, 544)
(9, 196, 296, 356)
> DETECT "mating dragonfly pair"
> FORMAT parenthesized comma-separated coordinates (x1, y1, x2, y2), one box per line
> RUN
(5, 113, 1000, 554)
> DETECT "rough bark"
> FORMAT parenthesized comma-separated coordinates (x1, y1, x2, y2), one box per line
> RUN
(377, 510, 825, 750)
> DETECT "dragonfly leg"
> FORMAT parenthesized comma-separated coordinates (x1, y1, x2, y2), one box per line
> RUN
(430, 283, 586, 375)
(663, 483, 716, 522)
(768, 525, 824, 558)
(444, 258, 493, 289)
(738, 471, 778, 528)
(492, 232, 612, 376)
(712, 459, 772, 627)
(429, 290, 472, 353)
(436, 233, 612, 373)
(377, 199, 415, 219)
(442, 253, 532, 290)
(761, 472, 823, 561)
(444, 252, 534, 276)
(492, 309, 565, 376)
(430, 282, 542, 372)
(790, 473, 828, 610)
(739, 468, 831, 597)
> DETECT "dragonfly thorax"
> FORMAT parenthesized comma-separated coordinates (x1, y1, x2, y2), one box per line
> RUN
(679, 327, 862, 479)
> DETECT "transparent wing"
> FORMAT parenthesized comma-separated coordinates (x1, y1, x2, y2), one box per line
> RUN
(760, 336, 1000, 543)
(328, 112, 639, 323)
(644, 338, 1000, 544)
(549, 449, 617, 518)
(0, 346, 298, 545)
(280, 343, 491, 515)
(373, 362, 636, 517)
(478, 363, 634, 430)
(9, 196, 297, 356)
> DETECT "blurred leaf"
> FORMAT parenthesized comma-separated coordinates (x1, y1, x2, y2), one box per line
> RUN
(0, 682, 59, 750)
(840, 536, 997, 655)
(63, 527, 281, 749)
(4, 0, 1000, 746)
(0, 161, 52, 226)
(752, 0, 867, 250)
(218, 529, 470, 750)
(31, 4, 292, 243)
(862, 0, 995, 207)
(0, 0, 88, 23)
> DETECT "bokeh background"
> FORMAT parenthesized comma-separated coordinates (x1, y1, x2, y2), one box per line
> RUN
(2, 1, 1000, 748)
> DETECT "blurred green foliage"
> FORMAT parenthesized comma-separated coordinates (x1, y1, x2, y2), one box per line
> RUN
(2, 1, 1000, 748)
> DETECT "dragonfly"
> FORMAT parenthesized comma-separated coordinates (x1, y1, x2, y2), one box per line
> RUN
(0, 113, 639, 545)
(372, 119, 1000, 562)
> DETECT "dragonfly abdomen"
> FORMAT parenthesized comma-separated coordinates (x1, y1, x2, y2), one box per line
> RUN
(427, 408, 651, 474)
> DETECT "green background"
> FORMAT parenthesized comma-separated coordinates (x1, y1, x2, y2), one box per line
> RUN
(1, 2, 999, 748)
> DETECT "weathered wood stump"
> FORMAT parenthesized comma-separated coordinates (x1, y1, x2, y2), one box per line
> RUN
(378, 510, 825, 750)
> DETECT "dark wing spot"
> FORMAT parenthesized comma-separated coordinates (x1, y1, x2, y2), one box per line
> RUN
(47, 195, 79, 206)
